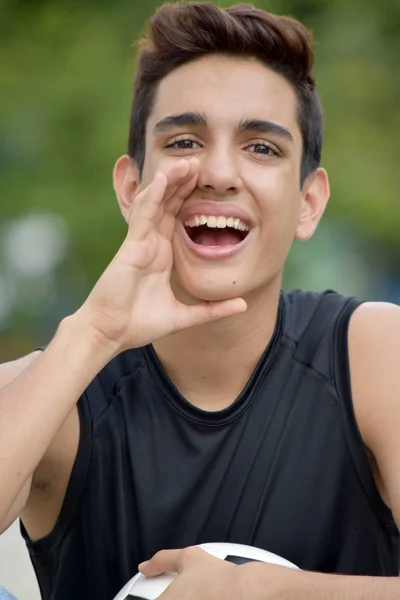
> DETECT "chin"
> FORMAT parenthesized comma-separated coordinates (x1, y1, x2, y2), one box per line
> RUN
(172, 270, 248, 304)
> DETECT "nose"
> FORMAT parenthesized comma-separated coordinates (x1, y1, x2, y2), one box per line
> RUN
(197, 143, 244, 195)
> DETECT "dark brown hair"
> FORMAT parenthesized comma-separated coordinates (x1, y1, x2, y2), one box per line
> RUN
(128, 1, 323, 187)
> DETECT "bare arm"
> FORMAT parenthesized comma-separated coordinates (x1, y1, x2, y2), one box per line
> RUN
(0, 351, 41, 532)
(0, 159, 245, 535)
(246, 563, 400, 599)
(0, 317, 115, 533)
(349, 302, 400, 529)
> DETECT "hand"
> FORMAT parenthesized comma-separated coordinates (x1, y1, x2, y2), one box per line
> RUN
(77, 158, 247, 353)
(139, 546, 301, 599)
(139, 546, 239, 599)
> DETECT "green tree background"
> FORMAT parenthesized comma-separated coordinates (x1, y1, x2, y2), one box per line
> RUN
(0, 0, 399, 359)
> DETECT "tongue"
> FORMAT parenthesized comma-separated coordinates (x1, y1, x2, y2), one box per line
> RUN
(193, 229, 242, 246)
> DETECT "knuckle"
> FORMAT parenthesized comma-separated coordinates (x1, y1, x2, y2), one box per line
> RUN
(205, 301, 215, 320)
(153, 549, 166, 561)
(182, 545, 200, 559)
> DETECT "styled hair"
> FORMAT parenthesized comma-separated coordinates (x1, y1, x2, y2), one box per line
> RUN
(128, 1, 323, 187)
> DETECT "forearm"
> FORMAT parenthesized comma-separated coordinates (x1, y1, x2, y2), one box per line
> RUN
(252, 565, 400, 599)
(289, 571, 399, 599)
(0, 313, 116, 524)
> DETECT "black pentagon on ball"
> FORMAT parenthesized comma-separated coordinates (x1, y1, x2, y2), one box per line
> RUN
(224, 554, 260, 565)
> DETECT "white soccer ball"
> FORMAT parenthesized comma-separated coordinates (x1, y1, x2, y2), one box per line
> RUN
(113, 542, 299, 599)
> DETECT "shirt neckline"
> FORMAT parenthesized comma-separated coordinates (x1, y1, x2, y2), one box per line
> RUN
(142, 292, 285, 427)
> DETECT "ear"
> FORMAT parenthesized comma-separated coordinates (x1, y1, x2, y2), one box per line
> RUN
(113, 155, 141, 222)
(295, 168, 330, 241)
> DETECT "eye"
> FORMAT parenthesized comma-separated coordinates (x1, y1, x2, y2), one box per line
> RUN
(246, 143, 280, 157)
(165, 138, 202, 151)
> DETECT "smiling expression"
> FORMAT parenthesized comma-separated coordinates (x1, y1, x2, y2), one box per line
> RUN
(129, 55, 328, 303)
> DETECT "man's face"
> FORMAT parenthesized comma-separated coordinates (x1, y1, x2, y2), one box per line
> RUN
(140, 55, 320, 303)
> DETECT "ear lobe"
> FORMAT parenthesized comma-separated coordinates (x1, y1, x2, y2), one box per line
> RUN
(113, 155, 140, 221)
(295, 168, 330, 241)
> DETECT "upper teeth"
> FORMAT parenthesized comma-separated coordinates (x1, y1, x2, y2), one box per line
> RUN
(184, 215, 250, 231)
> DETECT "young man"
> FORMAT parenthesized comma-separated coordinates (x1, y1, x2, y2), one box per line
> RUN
(0, 2, 399, 599)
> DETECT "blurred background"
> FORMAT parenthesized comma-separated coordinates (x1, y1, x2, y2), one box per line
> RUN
(0, 0, 399, 597)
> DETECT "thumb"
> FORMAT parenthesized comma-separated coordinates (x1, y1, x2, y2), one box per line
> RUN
(176, 297, 247, 330)
(138, 549, 184, 577)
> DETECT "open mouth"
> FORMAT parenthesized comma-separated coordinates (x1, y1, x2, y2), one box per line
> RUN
(183, 216, 250, 247)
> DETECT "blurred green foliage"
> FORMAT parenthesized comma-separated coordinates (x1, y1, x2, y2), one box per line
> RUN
(0, 0, 399, 356)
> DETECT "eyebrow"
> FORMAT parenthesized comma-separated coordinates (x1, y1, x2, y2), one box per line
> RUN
(153, 111, 294, 143)
(238, 118, 294, 143)
(153, 112, 207, 134)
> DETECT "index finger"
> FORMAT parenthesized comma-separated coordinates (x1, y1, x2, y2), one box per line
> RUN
(162, 157, 200, 205)
(126, 158, 200, 241)
(126, 171, 168, 242)
(138, 549, 184, 577)
(139, 547, 207, 577)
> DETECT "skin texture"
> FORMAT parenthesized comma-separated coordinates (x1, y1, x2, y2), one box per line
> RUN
(114, 55, 329, 407)
(115, 56, 329, 306)
(117, 55, 400, 597)
(0, 54, 399, 599)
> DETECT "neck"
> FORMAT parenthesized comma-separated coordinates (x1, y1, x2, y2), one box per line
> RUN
(153, 280, 282, 410)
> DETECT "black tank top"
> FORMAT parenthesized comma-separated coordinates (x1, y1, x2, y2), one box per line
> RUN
(21, 290, 399, 600)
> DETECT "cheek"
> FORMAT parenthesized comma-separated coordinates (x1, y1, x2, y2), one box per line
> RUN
(140, 142, 163, 185)
(249, 175, 301, 239)
(142, 140, 178, 175)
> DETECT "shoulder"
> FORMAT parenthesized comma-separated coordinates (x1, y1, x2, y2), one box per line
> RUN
(348, 300, 400, 399)
(348, 301, 400, 522)
(348, 300, 400, 343)
(348, 301, 400, 440)
(349, 299, 400, 363)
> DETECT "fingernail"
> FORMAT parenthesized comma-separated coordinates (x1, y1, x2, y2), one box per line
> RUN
(138, 561, 149, 571)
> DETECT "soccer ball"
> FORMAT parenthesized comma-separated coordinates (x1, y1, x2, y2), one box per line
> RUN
(113, 542, 299, 599)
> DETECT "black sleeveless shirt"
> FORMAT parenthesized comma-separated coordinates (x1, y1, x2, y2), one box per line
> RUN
(21, 290, 399, 599)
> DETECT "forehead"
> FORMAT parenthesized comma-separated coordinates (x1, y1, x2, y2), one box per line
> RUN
(147, 55, 300, 140)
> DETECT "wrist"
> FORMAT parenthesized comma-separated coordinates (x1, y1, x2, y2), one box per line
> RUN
(236, 562, 303, 599)
(57, 310, 122, 366)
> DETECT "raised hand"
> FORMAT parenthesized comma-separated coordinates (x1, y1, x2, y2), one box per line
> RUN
(78, 158, 247, 353)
